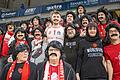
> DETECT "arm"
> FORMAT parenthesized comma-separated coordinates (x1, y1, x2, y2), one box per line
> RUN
(106, 60, 113, 80)
(76, 41, 84, 80)
(102, 56, 107, 71)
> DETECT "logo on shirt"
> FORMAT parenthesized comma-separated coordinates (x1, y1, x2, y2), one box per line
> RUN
(18, 68, 22, 74)
(92, 43, 98, 48)
(51, 72, 58, 80)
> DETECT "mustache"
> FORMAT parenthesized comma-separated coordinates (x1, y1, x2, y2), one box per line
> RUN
(98, 17, 103, 19)
(49, 53, 57, 57)
(53, 19, 59, 21)
(111, 34, 118, 37)
(35, 34, 40, 36)
(9, 27, 13, 29)
(18, 35, 24, 37)
(83, 22, 87, 24)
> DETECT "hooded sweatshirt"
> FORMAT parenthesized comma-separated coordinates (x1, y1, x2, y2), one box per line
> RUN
(76, 23, 107, 79)
(64, 25, 80, 71)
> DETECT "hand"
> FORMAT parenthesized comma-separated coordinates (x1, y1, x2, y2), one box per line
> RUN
(76, 73, 80, 80)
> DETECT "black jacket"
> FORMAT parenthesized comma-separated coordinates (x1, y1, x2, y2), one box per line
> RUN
(37, 60, 76, 80)
(64, 31, 80, 71)
(0, 61, 37, 80)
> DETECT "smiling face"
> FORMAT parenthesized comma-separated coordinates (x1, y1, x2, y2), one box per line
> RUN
(16, 31, 25, 40)
(7, 25, 14, 32)
(34, 29, 42, 39)
(82, 17, 89, 27)
(51, 13, 61, 25)
(98, 12, 106, 22)
(88, 26, 97, 37)
(67, 26, 76, 38)
(109, 28, 120, 41)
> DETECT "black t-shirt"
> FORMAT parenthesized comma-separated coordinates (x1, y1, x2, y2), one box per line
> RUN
(76, 39, 107, 79)
(12, 63, 24, 80)
(0, 61, 37, 80)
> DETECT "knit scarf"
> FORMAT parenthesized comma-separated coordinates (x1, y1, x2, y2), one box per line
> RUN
(6, 60, 30, 80)
(43, 60, 64, 80)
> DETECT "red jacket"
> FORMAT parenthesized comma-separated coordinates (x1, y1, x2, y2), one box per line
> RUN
(98, 20, 120, 40)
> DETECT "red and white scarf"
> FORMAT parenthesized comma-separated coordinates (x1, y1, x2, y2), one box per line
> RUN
(43, 60, 64, 80)
(6, 60, 30, 80)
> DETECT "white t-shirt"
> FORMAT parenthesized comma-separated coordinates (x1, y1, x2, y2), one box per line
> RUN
(45, 25, 64, 45)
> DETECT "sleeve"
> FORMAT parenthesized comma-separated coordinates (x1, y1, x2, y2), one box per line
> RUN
(76, 41, 84, 73)
(29, 62, 37, 80)
(69, 67, 76, 80)
(104, 47, 110, 60)
(0, 63, 11, 80)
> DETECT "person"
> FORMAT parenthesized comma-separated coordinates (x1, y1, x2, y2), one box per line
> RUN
(77, 14, 91, 38)
(8, 28, 31, 61)
(20, 21, 28, 32)
(30, 28, 45, 65)
(44, 10, 65, 45)
(1, 22, 15, 57)
(0, 27, 4, 55)
(104, 23, 120, 80)
(0, 43, 37, 80)
(37, 41, 76, 80)
(64, 23, 80, 71)
(76, 23, 107, 80)
(31, 16, 43, 31)
(76, 4, 86, 20)
(97, 6, 120, 41)
(65, 11, 76, 26)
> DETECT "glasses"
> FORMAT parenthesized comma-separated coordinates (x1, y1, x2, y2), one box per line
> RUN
(109, 30, 118, 33)
(48, 48, 60, 52)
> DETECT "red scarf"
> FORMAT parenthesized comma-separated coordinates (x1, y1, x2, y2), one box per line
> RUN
(1, 31, 13, 56)
(6, 60, 30, 80)
(16, 40, 28, 47)
(43, 60, 64, 80)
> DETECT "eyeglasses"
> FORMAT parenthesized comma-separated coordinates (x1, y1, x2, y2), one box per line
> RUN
(109, 30, 118, 33)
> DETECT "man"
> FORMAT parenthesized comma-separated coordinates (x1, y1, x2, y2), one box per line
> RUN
(0, 43, 37, 80)
(78, 14, 91, 37)
(44, 10, 65, 45)
(64, 24, 80, 71)
(37, 41, 76, 80)
(97, 7, 120, 40)
(76, 4, 86, 20)
(65, 11, 76, 25)
(104, 23, 120, 80)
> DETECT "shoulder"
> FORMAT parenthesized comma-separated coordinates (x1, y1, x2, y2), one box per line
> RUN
(37, 61, 46, 70)
(63, 61, 73, 69)
(29, 61, 36, 68)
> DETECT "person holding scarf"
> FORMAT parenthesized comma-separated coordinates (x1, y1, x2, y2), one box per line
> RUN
(37, 40, 76, 80)
(0, 43, 36, 80)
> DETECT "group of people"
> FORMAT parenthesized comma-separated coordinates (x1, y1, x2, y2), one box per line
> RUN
(0, 4, 120, 80)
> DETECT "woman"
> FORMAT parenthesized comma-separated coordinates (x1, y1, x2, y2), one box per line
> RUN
(76, 23, 107, 80)
(30, 28, 45, 65)
(0, 44, 36, 80)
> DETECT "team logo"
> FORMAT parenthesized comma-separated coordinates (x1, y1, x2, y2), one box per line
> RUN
(92, 43, 98, 48)
(18, 68, 22, 74)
